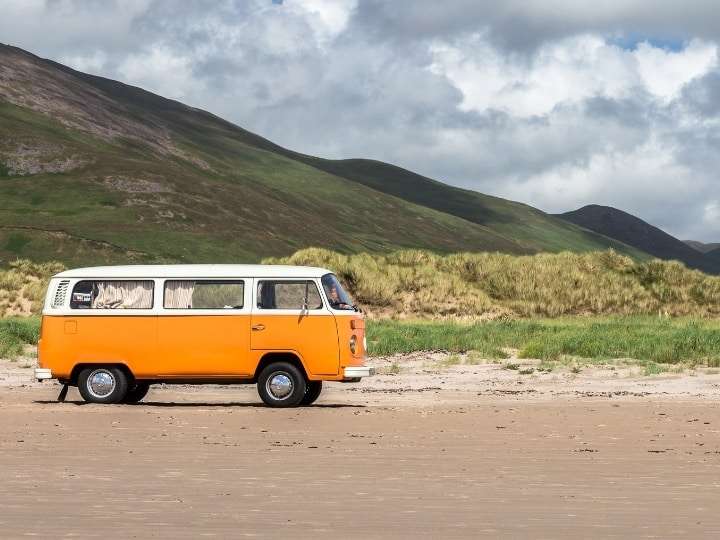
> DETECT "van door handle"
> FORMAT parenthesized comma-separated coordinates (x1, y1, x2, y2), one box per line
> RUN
(252, 324, 265, 331)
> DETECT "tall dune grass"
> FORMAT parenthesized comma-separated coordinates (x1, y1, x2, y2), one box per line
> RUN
(0, 260, 65, 317)
(266, 248, 720, 318)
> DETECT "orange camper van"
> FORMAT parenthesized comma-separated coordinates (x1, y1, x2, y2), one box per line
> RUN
(35, 264, 374, 407)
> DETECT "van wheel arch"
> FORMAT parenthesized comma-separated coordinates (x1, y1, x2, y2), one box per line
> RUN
(253, 352, 308, 383)
(70, 363, 135, 386)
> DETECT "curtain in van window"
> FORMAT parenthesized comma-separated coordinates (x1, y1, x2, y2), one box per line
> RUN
(92, 281, 154, 309)
(164, 281, 195, 309)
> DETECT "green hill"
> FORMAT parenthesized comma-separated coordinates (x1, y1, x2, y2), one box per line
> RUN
(707, 248, 720, 265)
(0, 44, 643, 266)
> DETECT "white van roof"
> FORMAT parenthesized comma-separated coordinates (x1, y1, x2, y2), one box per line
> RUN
(54, 264, 333, 279)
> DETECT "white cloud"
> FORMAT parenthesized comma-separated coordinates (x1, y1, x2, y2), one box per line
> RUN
(499, 138, 692, 212)
(115, 48, 204, 102)
(292, 0, 357, 43)
(703, 201, 720, 232)
(429, 35, 717, 117)
(60, 51, 109, 74)
(634, 39, 718, 99)
(0, 0, 151, 55)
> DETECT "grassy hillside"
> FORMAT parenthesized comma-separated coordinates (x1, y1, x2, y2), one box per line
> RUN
(0, 44, 642, 266)
(287, 157, 640, 254)
(267, 248, 720, 318)
(558, 205, 719, 274)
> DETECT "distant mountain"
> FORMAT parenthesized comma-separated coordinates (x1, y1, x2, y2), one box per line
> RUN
(706, 248, 720, 265)
(556, 205, 720, 274)
(684, 240, 720, 253)
(0, 44, 643, 266)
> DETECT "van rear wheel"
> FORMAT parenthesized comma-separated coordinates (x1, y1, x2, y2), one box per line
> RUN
(257, 362, 307, 408)
(77, 367, 129, 404)
(301, 381, 323, 406)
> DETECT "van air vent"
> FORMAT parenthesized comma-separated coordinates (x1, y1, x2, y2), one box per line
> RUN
(52, 280, 70, 308)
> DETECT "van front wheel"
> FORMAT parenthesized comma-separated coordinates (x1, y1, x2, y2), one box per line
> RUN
(78, 367, 129, 404)
(301, 381, 323, 406)
(123, 382, 151, 404)
(257, 362, 307, 407)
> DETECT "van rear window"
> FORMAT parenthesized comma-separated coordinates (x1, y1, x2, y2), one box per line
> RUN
(164, 280, 244, 309)
(70, 280, 154, 309)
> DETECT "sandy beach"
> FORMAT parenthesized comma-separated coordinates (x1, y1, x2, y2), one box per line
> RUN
(1, 355, 720, 538)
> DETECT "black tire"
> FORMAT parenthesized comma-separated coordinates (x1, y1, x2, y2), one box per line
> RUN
(123, 382, 151, 404)
(77, 366, 129, 404)
(257, 362, 307, 408)
(301, 380, 323, 406)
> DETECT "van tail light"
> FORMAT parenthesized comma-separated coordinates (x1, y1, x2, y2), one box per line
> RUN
(349, 335, 357, 355)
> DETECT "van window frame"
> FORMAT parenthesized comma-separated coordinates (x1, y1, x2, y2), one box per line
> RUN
(68, 279, 155, 311)
(157, 278, 251, 316)
(162, 279, 246, 311)
(253, 278, 327, 313)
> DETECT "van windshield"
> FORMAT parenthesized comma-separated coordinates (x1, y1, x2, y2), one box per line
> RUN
(321, 274, 355, 311)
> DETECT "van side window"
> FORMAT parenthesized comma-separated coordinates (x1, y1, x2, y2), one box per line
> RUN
(70, 280, 154, 309)
(164, 280, 244, 309)
(257, 281, 323, 310)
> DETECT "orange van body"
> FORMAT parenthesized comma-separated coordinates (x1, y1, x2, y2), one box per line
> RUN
(35, 265, 373, 396)
(38, 311, 367, 382)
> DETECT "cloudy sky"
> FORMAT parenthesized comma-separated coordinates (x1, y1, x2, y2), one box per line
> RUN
(3, 0, 720, 241)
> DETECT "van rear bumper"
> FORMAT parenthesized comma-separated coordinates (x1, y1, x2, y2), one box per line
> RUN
(343, 366, 375, 379)
(35, 368, 52, 381)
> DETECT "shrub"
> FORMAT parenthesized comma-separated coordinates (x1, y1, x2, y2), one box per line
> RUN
(0, 259, 65, 316)
(265, 248, 720, 319)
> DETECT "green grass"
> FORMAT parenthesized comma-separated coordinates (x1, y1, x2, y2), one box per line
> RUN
(642, 362, 684, 376)
(0, 317, 40, 359)
(4, 233, 31, 254)
(367, 319, 513, 357)
(367, 317, 720, 366)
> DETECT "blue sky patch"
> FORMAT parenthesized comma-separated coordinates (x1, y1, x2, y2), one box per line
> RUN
(611, 33, 686, 52)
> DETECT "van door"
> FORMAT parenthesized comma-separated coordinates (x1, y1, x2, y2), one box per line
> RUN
(250, 279, 339, 376)
(156, 279, 252, 377)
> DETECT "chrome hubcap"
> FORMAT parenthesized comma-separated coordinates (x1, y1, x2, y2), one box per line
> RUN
(267, 372, 293, 400)
(87, 369, 116, 398)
